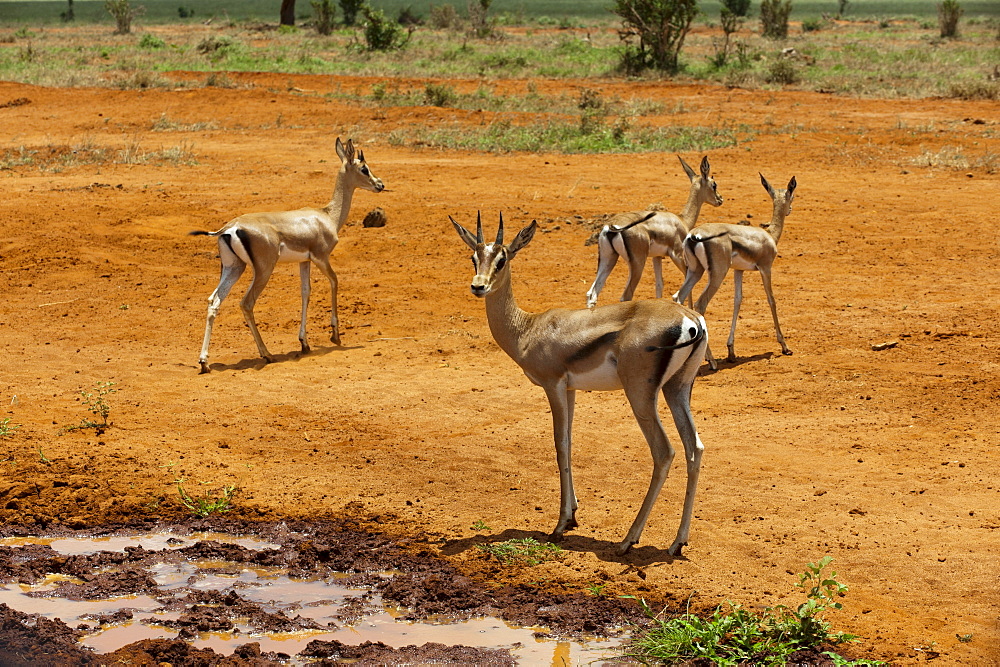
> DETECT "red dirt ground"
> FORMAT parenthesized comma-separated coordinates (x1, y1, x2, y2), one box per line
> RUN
(0, 72, 998, 664)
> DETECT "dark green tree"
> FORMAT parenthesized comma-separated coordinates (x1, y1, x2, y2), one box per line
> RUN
(612, 0, 699, 73)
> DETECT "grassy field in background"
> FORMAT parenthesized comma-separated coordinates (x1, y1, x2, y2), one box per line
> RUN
(0, 0, 999, 25)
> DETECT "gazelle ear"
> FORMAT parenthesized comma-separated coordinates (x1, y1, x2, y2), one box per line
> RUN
(760, 172, 775, 197)
(787, 176, 797, 195)
(450, 216, 479, 251)
(508, 220, 537, 257)
(699, 155, 711, 179)
(678, 155, 696, 179)
(336, 137, 347, 161)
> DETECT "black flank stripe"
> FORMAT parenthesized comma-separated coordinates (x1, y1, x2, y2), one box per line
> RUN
(650, 324, 683, 384)
(234, 228, 254, 266)
(568, 330, 619, 364)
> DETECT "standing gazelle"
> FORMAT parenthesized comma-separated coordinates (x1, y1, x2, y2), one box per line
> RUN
(672, 174, 797, 370)
(190, 137, 384, 374)
(585, 155, 723, 308)
(452, 212, 709, 557)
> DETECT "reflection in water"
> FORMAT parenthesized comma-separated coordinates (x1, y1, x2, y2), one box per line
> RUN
(0, 532, 624, 665)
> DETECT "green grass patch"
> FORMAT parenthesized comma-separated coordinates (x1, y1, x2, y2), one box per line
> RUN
(476, 537, 564, 565)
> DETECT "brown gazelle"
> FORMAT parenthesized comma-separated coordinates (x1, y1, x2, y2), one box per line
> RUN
(191, 138, 384, 373)
(672, 174, 796, 370)
(452, 212, 709, 556)
(585, 155, 723, 308)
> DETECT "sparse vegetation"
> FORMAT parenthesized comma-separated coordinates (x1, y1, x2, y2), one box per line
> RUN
(760, 0, 793, 38)
(68, 381, 118, 431)
(0, 418, 20, 438)
(104, 0, 145, 35)
(177, 480, 238, 517)
(938, 0, 963, 37)
(476, 537, 563, 565)
(626, 557, 874, 665)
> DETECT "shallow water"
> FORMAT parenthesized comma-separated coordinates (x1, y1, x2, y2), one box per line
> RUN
(0, 532, 624, 665)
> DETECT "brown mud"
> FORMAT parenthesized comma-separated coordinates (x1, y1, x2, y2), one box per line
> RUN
(0, 62, 998, 665)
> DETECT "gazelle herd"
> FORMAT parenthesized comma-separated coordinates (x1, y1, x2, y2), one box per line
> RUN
(191, 138, 798, 556)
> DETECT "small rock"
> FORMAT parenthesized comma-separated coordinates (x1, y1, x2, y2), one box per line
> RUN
(871, 341, 898, 351)
(362, 207, 386, 228)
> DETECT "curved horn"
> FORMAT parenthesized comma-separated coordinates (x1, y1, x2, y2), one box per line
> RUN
(476, 211, 484, 243)
(496, 212, 504, 245)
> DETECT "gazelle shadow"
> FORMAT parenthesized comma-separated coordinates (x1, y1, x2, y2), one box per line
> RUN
(200, 343, 362, 374)
(441, 528, 683, 566)
(696, 350, 776, 375)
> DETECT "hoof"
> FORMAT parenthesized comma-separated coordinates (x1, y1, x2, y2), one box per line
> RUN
(667, 541, 686, 557)
(330, 334, 341, 346)
(615, 541, 635, 557)
(300, 343, 311, 354)
(783, 349, 793, 356)
(198, 362, 210, 374)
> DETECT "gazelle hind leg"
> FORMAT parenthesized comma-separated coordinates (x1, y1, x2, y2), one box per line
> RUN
(620, 243, 649, 303)
(198, 259, 246, 374)
(239, 263, 276, 362)
(298, 261, 312, 353)
(585, 230, 620, 308)
(726, 271, 744, 362)
(660, 339, 706, 556)
(616, 380, 674, 556)
(759, 267, 792, 356)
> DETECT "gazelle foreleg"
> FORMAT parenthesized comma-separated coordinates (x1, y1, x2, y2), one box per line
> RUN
(586, 229, 620, 308)
(298, 261, 312, 353)
(312, 256, 342, 346)
(199, 259, 246, 374)
(544, 382, 579, 540)
(759, 267, 792, 357)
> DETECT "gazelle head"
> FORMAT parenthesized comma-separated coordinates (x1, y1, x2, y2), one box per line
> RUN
(760, 173, 796, 216)
(336, 137, 385, 193)
(679, 155, 724, 208)
(451, 212, 537, 297)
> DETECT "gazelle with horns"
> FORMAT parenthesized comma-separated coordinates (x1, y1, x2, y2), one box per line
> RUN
(452, 212, 709, 557)
(585, 155, 723, 308)
(672, 174, 797, 370)
(190, 137, 384, 373)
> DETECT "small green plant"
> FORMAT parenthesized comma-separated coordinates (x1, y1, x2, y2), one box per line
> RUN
(177, 480, 238, 517)
(627, 557, 868, 665)
(586, 582, 609, 597)
(766, 57, 798, 84)
(37, 446, 51, 464)
(760, 0, 792, 39)
(0, 418, 21, 438)
(477, 537, 563, 565)
(138, 33, 165, 49)
(937, 0, 963, 38)
(75, 381, 118, 429)
(471, 519, 491, 531)
(424, 82, 458, 107)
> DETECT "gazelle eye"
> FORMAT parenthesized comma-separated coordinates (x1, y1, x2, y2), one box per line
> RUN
(361, 166, 369, 175)
(495, 256, 506, 271)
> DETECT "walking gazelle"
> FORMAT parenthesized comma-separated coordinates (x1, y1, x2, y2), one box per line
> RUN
(190, 138, 384, 373)
(452, 212, 709, 556)
(673, 174, 797, 370)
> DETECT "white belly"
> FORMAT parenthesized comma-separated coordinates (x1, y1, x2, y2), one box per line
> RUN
(567, 354, 622, 392)
(278, 243, 311, 263)
(731, 253, 756, 271)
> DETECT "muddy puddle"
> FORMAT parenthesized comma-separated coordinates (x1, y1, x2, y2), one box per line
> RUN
(0, 519, 641, 665)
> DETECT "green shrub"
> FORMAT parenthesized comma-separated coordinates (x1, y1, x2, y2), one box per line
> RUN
(424, 82, 457, 106)
(105, 0, 144, 35)
(612, 0, 699, 74)
(766, 56, 798, 83)
(429, 3, 461, 29)
(340, 0, 365, 27)
(362, 5, 408, 50)
(938, 0, 963, 38)
(311, 0, 336, 35)
(760, 0, 792, 39)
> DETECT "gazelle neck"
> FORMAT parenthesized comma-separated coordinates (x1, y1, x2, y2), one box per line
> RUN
(767, 197, 789, 243)
(679, 187, 705, 231)
(323, 168, 354, 232)
(483, 270, 533, 361)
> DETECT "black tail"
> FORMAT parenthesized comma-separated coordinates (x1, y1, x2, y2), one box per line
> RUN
(188, 230, 213, 237)
(609, 210, 657, 234)
(645, 322, 706, 352)
(685, 230, 728, 252)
